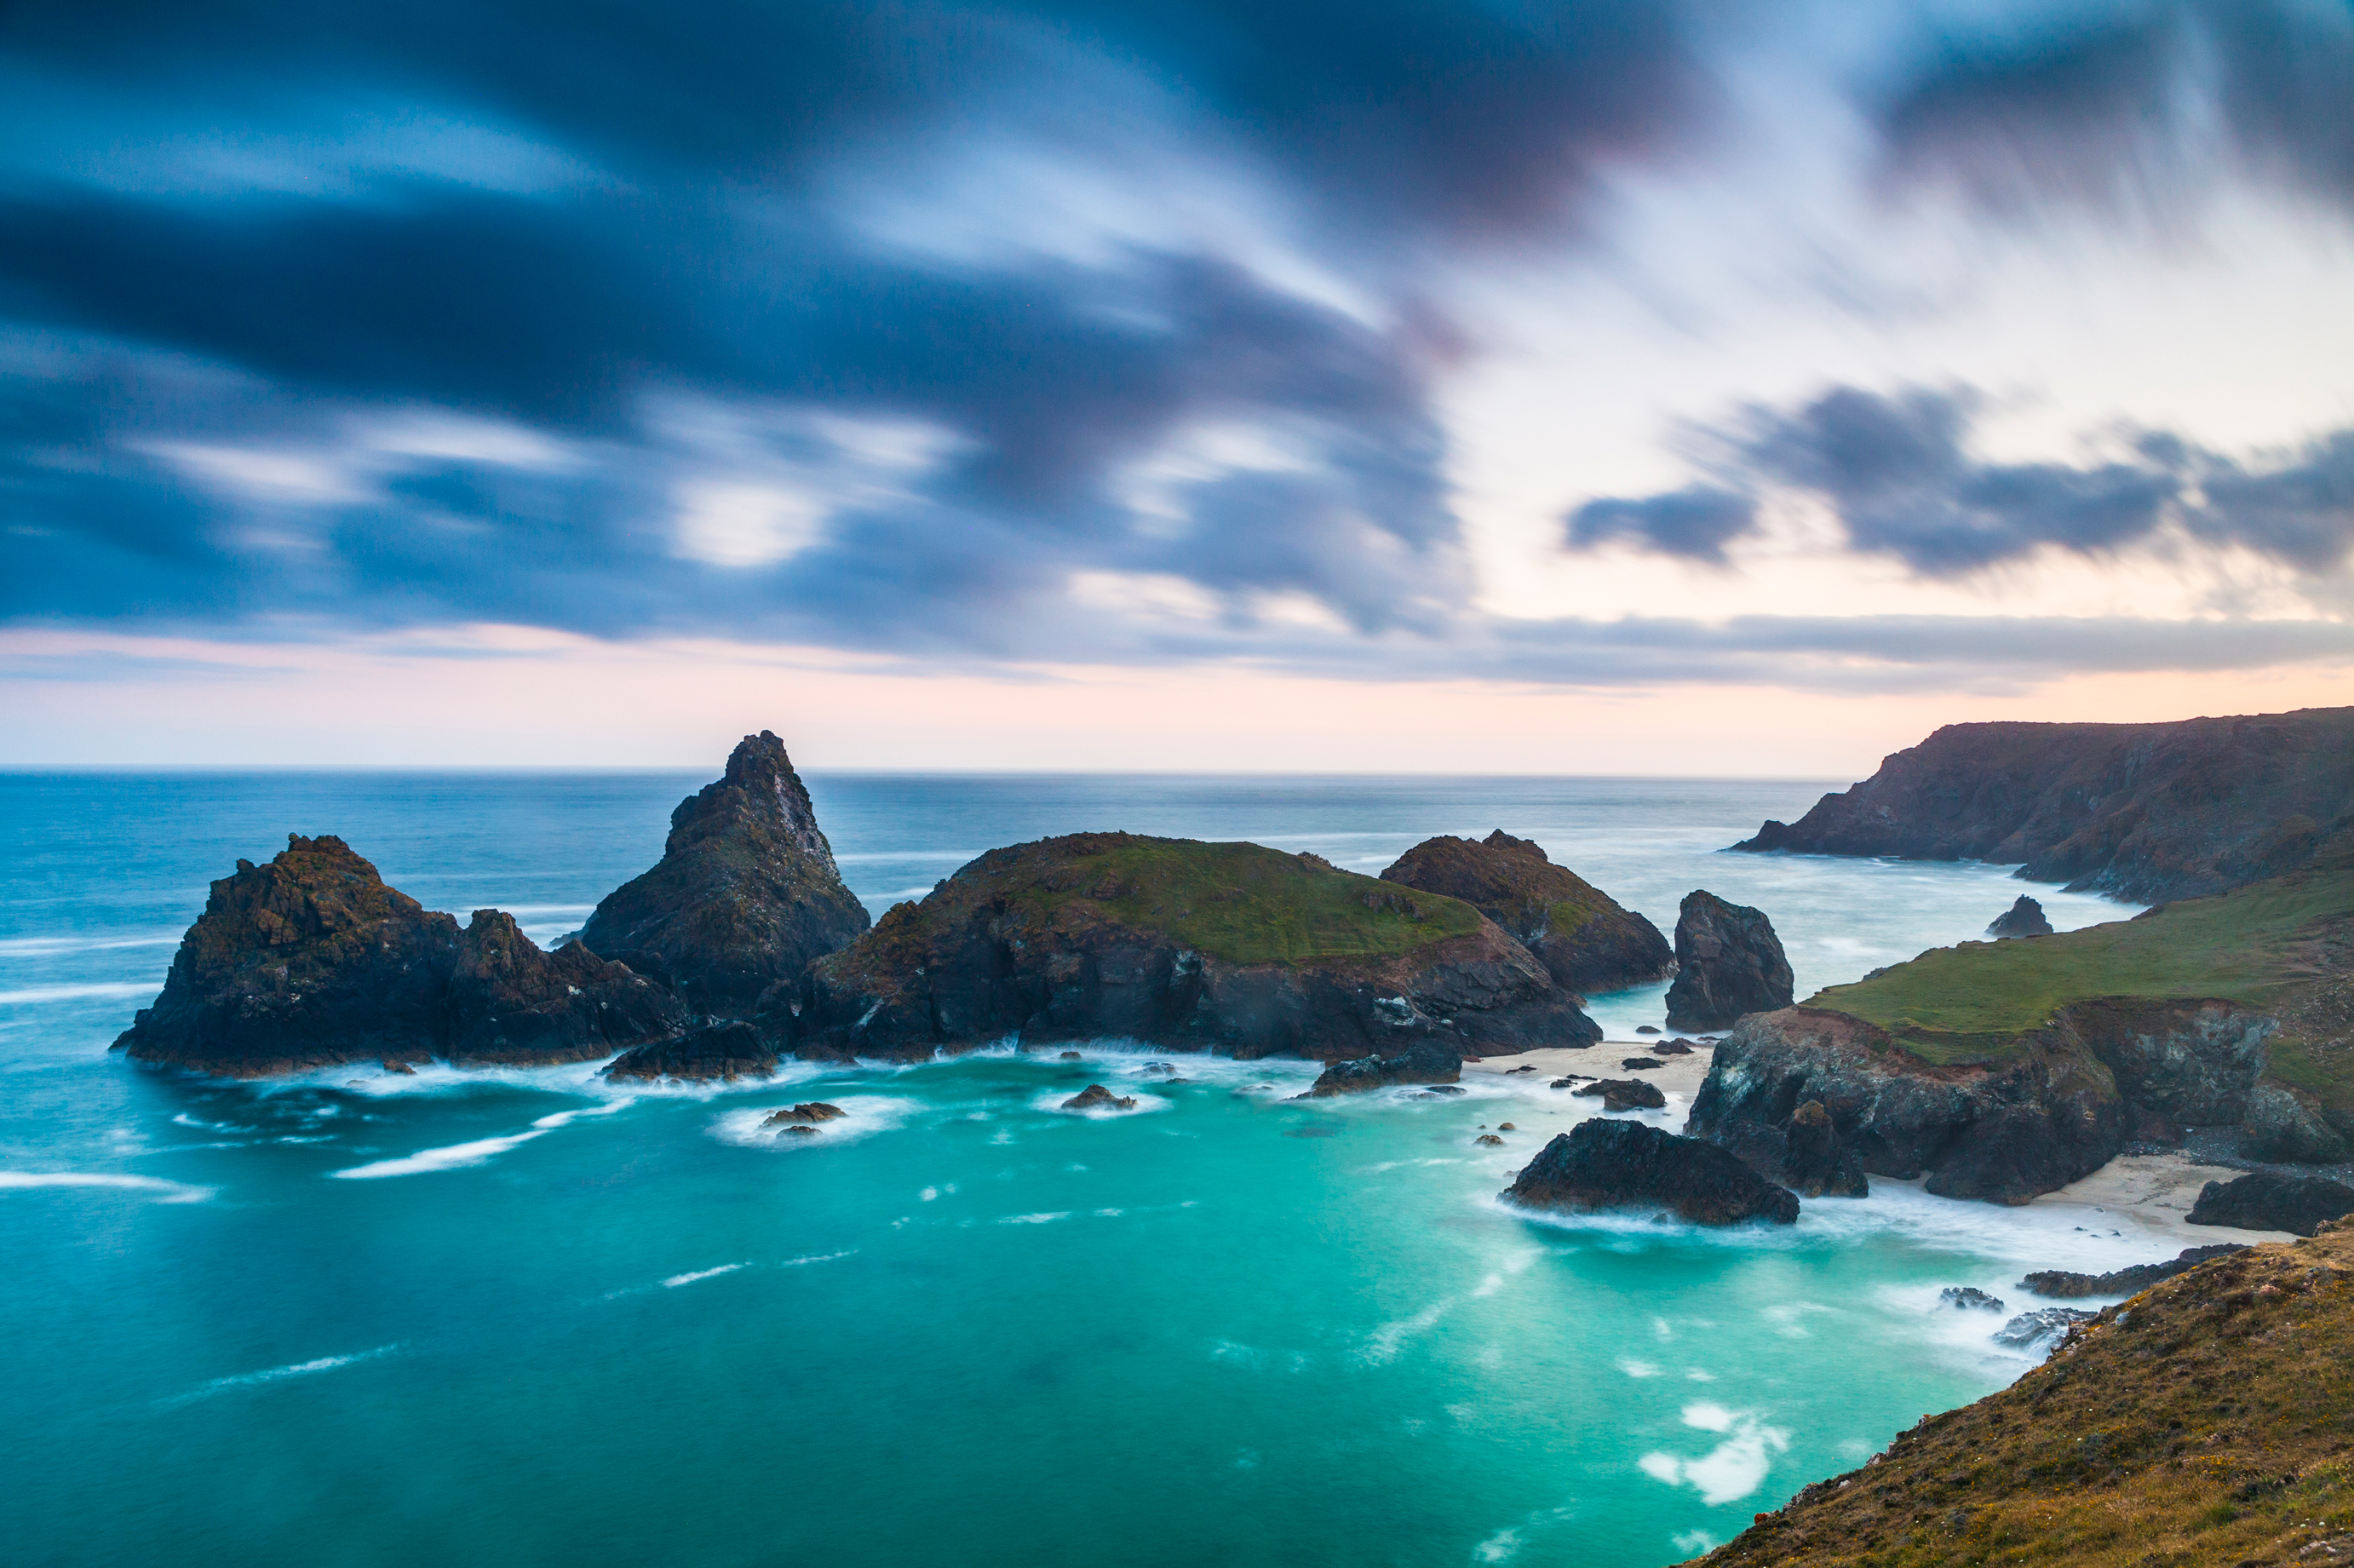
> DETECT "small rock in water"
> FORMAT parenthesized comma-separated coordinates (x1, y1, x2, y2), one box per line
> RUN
(762, 1102, 846, 1129)
(1635, 1025, 1661, 1035)
(1497, 1123, 1516, 1132)
(1059, 1051, 1083, 1061)
(1475, 1134, 1504, 1146)
(776, 1124, 820, 1137)
(1992, 1307, 2095, 1350)
(1424, 1084, 1467, 1096)
(1572, 1078, 1667, 1111)
(1620, 1057, 1664, 1071)
(1548, 1076, 1593, 1089)
(1939, 1286, 2006, 1312)
(1063, 1083, 1137, 1112)
(382, 1060, 418, 1075)
(1505, 1064, 1536, 1074)
(1142, 1061, 1174, 1075)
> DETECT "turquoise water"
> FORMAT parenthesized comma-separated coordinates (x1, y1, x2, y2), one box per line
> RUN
(1, 773, 2173, 1567)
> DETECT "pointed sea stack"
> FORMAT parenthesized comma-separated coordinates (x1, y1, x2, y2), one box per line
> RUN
(579, 732, 870, 1014)
(1987, 895, 2054, 938)
(442, 910, 686, 1065)
(1379, 830, 1673, 996)
(1662, 889, 1792, 1031)
(113, 835, 460, 1077)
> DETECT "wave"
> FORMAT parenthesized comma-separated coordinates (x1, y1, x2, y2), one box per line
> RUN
(0, 933, 177, 959)
(0, 1170, 215, 1202)
(662, 1263, 747, 1288)
(328, 1099, 634, 1179)
(0, 981, 158, 1006)
(159, 1343, 400, 1406)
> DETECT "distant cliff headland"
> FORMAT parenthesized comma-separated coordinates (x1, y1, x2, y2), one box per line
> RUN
(1734, 706, 2354, 902)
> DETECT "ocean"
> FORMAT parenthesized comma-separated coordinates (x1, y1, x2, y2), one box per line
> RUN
(0, 771, 2173, 1567)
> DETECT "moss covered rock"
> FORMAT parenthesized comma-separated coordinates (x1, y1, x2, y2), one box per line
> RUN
(1378, 830, 1672, 996)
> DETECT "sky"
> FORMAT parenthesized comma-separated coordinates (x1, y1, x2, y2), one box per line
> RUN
(3, 0, 2351, 772)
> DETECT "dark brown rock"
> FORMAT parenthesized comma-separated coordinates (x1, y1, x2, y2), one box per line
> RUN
(1378, 830, 1673, 995)
(2187, 1172, 2354, 1237)
(1987, 895, 2055, 938)
(578, 732, 870, 1015)
(1572, 1077, 1667, 1111)
(114, 835, 460, 1077)
(1780, 1098, 1869, 1197)
(1063, 1083, 1138, 1111)
(1662, 890, 1793, 1031)
(1306, 1039, 1462, 1096)
(1502, 1120, 1800, 1226)
(1651, 1038, 1697, 1055)
(1731, 708, 2354, 901)
(442, 910, 686, 1065)
(2020, 1243, 2248, 1298)
(603, 1020, 778, 1082)
(761, 1102, 846, 1127)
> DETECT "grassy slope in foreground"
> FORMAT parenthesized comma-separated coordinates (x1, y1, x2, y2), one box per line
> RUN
(1803, 858, 2354, 1082)
(946, 835, 1484, 967)
(1698, 1226, 2354, 1568)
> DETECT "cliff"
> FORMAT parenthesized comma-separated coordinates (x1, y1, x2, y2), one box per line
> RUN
(578, 731, 870, 1014)
(1731, 706, 2354, 901)
(1377, 831, 1673, 995)
(114, 836, 680, 1077)
(1695, 1225, 2354, 1567)
(795, 832, 1601, 1061)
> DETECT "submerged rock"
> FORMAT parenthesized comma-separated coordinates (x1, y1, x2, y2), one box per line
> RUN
(578, 732, 870, 1015)
(1475, 1134, 1504, 1146)
(1377, 830, 1674, 995)
(1940, 1286, 2006, 1312)
(1987, 895, 2055, 938)
(1662, 891, 1794, 1031)
(1062, 1083, 1138, 1111)
(1306, 1039, 1462, 1097)
(2019, 1243, 2248, 1299)
(1570, 1077, 1667, 1111)
(1992, 1307, 2096, 1350)
(114, 835, 462, 1077)
(442, 909, 685, 1066)
(603, 1020, 777, 1082)
(1502, 1120, 1800, 1226)
(2187, 1172, 2354, 1237)
(800, 832, 1599, 1063)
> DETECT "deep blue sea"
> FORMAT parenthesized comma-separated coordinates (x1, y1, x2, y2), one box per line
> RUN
(0, 773, 2180, 1567)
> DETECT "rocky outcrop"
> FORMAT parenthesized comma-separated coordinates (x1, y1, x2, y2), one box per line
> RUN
(442, 910, 686, 1065)
(578, 732, 870, 1014)
(1992, 1306, 2097, 1350)
(1378, 830, 1673, 995)
(1781, 1098, 1869, 1198)
(1063, 1083, 1137, 1111)
(1987, 895, 2053, 938)
(2243, 1079, 2352, 1163)
(2019, 1243, 2248, 1299)
(1939, 1286, 2004, 1311)
(603, 1020, 777, 1082)
(115, 835, 462, 1077)
(762, 1102, 845, 1129)
(1502, 1120, 1800, 1226)
(1306, 1040, 1462, 1096)
(1662, 891, 1793, 1031)
(1570, 1077, 1666, 1111)
(2187, 1172, 2354, 1237)
(796, 833, 1600, 1062)
(1689, 1001, 2282, 1204)
(1731, 707, 2354, 901)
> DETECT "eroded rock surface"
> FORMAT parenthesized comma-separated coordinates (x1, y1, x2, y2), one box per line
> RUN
(603, 1020, 778, 1082)
(1570, 1077, 1666, 1111)
(1378, 830, 1672, 996)
(1306, 1039, 1462, 1096)
(443, 910, 685, 1065)
(1063, 1083, 1138, 1111)
(579, 732, 870, 1014)
(1987, 895, 2054, 938)
(1662, 890, 1793, 1031)
(1502, 1120, 1799, 1226)
(2019, 1243, 2248, 1299)
(2187, 1171, 2354, 1237)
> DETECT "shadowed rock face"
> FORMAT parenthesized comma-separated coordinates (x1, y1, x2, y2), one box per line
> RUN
(578, 732, 870, 1014)
(443, 910, 686, 1066)
(1987, 895, 2053, 938)
(1781, 1098, 1868, 1198)
(2020, 1243, 2248, 1299)
(604, 1020, 777, 1082)
(1689, 1002, 2276, 1205)
(1662, 890, 1793, 1031)
(1502, 1120, 1799, 1226)
(1731, 707, 2354, 901)
(1306, 1040, 1462, 1096)
(114, 835, 460, 1077)
(1379, 831, 1673, 996)
(1570, 1077, 1665, 1111)
(114, 836, 692, 1078)
(2188, 1172, 2354, 1237)
(797, 832, 1601, 1062)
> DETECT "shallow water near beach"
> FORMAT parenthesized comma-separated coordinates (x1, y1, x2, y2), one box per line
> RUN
(1, 772, 2170, 1567)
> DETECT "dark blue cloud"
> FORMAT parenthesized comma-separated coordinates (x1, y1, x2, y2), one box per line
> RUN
(1565, 486, 1755, 563)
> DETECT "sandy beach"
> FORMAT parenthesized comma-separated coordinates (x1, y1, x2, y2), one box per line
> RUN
(1462, 1038, 1716, 1103)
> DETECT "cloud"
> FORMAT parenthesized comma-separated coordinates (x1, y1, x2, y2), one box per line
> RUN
(1872, 0, 2354, 226)
(1563, 382, 2354, 580)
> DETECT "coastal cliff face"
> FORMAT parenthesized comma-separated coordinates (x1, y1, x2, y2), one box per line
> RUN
(1663, 891, 1794, 1031)
(577, 731, 870, 1014)
(114, 836, 686, 1077)
(1687, 1002, 2273, 1204)
(1377, 831, 1673, 996)
(1732, 706, 2354, 901)
(796, 833, 1601, 1062)
(1697, 1226, 2354, 1567)
(113, 835, 459, 1077)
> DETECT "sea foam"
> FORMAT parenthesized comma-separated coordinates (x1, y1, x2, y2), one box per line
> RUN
(328, 1099, 633, 1179)
(0, 1170, 215, 1203)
